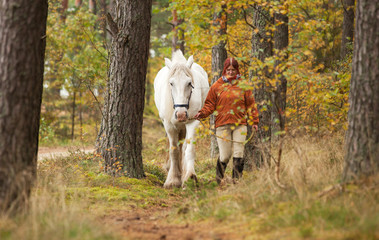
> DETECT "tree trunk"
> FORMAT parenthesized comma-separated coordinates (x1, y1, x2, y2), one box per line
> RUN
(99, 0, 108, 40)
(0, 0, 48, 213)
(79, 92, 83, 141)
(272, 2, 289, 139)
(146, 54, 152, 107)
(171, 9, 184, 55)
(71, 91, 76, 141)
(61, 0, 69, 20)
(75, 0, 82, 7)
(97, 0, 152, 179)
(343, 0, 379, 180)
(210, 4, 228, 159)
(89, 0, 97, 14)
(340, 0, 355, 59)
(245, 6, 273, 169)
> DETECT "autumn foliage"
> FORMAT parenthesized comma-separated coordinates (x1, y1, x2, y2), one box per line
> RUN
(166, 0, 351, 134)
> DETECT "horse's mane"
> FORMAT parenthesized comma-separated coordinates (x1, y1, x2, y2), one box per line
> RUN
(167, 64, 193, 80)
(167, 51, 193, 80)
(172, 50, 187, 64)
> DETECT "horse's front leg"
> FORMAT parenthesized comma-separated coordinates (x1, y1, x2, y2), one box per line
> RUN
(182, 120, 200, 186)
(163, 122, 182, 188)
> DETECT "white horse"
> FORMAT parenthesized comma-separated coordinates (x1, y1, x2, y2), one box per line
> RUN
(154, 50, 209, 188)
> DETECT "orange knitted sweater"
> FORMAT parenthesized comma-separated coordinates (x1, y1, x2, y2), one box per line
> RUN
(197, 77, 259, 128)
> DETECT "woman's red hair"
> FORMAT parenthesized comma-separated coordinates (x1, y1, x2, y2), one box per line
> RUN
(222, 57, 240, 76)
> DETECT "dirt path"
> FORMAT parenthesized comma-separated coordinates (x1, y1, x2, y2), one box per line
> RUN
(37, 146, 94, 161)
(36, 145, 241, 239)
(101, 207, 238, 240)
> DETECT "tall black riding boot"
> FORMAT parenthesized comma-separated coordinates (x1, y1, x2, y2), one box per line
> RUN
(232, 157, 244, 179)
(216, 158, 228, 184)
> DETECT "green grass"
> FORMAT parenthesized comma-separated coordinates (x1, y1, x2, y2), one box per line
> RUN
(37, 151, 174, 211)
(2, 124, 379, 240)
(169, 135, 379, 239)
(0, 143, 174, 240)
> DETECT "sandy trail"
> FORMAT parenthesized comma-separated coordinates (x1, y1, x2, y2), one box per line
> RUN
(101, 208, 238, 240)
(37, 146, 94, 161)
(37, 145, 239, 239)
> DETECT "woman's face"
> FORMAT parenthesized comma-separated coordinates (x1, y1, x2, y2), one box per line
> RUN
(225, 65, 237, 78)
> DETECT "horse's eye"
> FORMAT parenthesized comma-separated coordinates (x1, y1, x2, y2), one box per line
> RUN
(170, 83, 173, 86)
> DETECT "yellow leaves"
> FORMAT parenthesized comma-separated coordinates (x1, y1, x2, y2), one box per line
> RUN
(304, 50, 313, 57)
(232, 1, 248, 9)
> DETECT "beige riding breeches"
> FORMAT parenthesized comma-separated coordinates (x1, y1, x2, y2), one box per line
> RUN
(216, 124, 247, 163)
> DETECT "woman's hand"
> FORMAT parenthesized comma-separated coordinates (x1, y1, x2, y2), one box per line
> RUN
(193, 112, 202, 120)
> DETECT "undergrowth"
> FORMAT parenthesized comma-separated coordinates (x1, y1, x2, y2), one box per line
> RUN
(2, 119, 378, 239)
(173, 134, 379, 240)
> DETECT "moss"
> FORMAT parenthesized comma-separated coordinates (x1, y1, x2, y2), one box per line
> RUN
(144, 162, 166, 183)
(65, 176, 170, 209)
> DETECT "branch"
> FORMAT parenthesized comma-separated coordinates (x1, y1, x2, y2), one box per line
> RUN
(78, 20, 108, 61)
(318, 184, 343, 198)
(242, 8, 256, 30)
(298, 6, 313, 19)
(249, 4, 273, 24)
(275, 137, 287, 189)
(227, 49, 251, 67)
(166, 21, 175, 27)
(106, 12, 118, 37)
(85, 83, 104, 119)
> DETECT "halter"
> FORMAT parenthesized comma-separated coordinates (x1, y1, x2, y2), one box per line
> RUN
(172, 83, 194, 109)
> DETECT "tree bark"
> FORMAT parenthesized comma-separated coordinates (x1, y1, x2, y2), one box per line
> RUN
(210, 4, 228, 159)
(89, 0, 97, 14)
(272, 1, 289, 139)
(245, 6, 273, 169)
(0, 0, 48, 213)
(75, 0, 82, 7)
(97, 0, 152, 179)
(79, 91, 83, 141)
(61, 0, 69, 20)
(71, 91, 76, 141)
(340, 0, 355, 59)
(99, 0, 107, 39)
(171, 9, 184, 55)
(343, 0, 379, 180)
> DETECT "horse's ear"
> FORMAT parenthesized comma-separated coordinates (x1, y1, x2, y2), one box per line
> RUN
(165, 58, 172, 69)
(186, 55, 194, 69)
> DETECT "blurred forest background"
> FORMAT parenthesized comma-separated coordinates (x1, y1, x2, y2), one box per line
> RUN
(41, 0, 352, 146)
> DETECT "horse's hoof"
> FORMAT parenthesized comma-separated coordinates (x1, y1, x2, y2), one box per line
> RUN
(163, 181, 182, 189)
(181, 174, 199, 189)
(190, 174, 198, 184)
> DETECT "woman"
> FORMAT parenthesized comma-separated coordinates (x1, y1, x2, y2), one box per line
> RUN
(194, 57, 259, 183)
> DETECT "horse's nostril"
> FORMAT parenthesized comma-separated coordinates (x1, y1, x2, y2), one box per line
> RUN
(176, 111, 188, 121)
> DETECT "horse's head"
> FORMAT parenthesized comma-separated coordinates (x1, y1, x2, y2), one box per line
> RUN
(165, 55, 194, 122)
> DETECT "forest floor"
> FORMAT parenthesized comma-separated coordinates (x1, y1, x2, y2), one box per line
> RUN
(4, 117, 376, 240)
(35, 118, 247, 240)
(99, 203, 239, 240)
(35, 119, 239, 240)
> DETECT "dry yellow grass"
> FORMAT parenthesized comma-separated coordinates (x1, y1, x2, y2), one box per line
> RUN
(0, 173, 118, 240)
(1, 119, 378, 240)
(176, 132, 379, 239)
